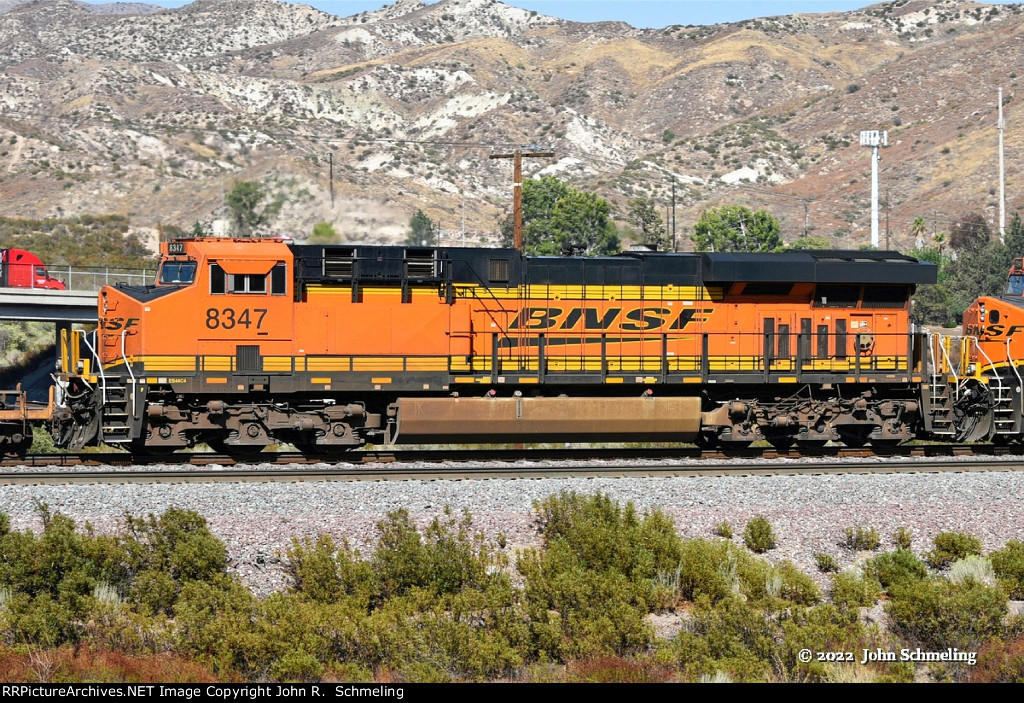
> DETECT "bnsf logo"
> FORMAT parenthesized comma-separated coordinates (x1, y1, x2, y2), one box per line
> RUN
(507, 306, 712, 332)
(965, 323, 1024, 338)
(100, 317, 140, 331)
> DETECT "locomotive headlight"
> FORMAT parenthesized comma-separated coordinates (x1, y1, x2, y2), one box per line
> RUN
(979, 302, 986, 322)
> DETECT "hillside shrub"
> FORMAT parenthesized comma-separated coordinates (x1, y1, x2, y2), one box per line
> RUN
(830, 570, 882, 609)
(948, 555, 997, 587)
(926, 532, 983, 569)
(531, 491, 682, 582)
(743, 516, 776, 553)
(894, 527, 913, 550)
(969, 635, 1024, 683)
(886, 578, 1007, 652)
(372, 506, 498, 600)
(863, 550, 928, 591)
(815, 553, 839, 573)
(843, 526, 880, 551)
(674, 597, 777, 682)
(990, 540, 1024, 599)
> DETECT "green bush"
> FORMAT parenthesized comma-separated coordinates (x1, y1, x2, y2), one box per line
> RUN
(745, 562, 819, 606)
(518, 542, 653, 661)
(926, 532, 983, 569)
(517, 492, 688, 661)
(887, 578, 1007, 651)
(743, 516, 776, 553)
(948, 555, 997, 587)
(863, 550, 928, 591)
(674, 597, 777, 682)
(372, 506, 498, 600)
(678, 538, 740, 603)
(990, 540, 1024, 599)
(894, 527, 913, 550)
(123, 508, 229, 615)
(532, 491, 683, 583)
(284, 534, 376, 606)
(844, 526, 880, 551)
(714, 522, 733, 539)
(815, 553, 839, 573)
(779, 604, 881, 682)
(830, 570, 882, 609)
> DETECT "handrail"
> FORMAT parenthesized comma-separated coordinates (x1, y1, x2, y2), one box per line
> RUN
(80, 330, 106, 405)
(1007, 338, 1023, 391)
(936, 335, 960, 399)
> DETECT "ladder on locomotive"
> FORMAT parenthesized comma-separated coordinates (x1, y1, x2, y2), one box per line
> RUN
(79, 328, 133, 445)
(927, 333, 1015, 437)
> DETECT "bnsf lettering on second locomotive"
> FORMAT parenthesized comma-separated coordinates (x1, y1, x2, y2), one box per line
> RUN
(965, 323, 1024, 338)
(508, 306, 711, 332)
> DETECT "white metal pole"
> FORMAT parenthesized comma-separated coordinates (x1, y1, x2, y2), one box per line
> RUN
(999, 86, 1006, 243)
(871, 144, 880, 248)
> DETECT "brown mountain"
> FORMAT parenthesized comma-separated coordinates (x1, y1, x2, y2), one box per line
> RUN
(0, 0, 1020, 250)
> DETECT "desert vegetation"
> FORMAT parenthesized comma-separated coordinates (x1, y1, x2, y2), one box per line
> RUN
(0, 491, 1022, 683)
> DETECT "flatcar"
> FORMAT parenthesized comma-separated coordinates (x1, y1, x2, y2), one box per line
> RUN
(50, 239, 939, 455)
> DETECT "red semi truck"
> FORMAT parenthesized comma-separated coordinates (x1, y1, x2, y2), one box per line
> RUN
(0, 249, 65, 290)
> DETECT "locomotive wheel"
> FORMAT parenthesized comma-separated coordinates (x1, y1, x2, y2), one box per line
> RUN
(4, 436, 31, 460)
(693, 433, 717, 450)
(129, 440, 180, 457)
(795, 440, 828, 449)
(837, 429, 870, 448)
(295, 442, 352, 458)
(207, 439, 265, 458)
(767, 436, 795, 451)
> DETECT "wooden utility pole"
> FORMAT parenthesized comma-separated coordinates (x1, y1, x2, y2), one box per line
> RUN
(489, 148, 554, 250)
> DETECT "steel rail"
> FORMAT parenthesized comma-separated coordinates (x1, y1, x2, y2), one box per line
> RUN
(1, 453, 1023, 484)
(5, 442, 1024, 468)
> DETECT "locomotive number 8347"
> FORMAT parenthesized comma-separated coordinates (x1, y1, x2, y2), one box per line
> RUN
(49, 237, 1002, 457)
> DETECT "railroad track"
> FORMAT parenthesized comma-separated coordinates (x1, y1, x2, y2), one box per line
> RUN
(6, 442, 1024, 466)
(1, 444, 1023, 483)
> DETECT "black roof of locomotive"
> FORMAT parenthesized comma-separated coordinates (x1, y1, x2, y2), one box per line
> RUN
(289, 244, 936, 288)
(697, 250, 937, 285)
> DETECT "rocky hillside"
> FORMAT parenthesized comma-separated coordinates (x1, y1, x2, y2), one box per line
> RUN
(0, 0, 1021, 250)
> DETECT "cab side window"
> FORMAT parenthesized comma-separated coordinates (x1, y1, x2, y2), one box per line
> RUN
(210, 264, 226, 294)
(271, 263, 286, 295)
(230, 273, 266, 294)
(210, 262, 285, 294)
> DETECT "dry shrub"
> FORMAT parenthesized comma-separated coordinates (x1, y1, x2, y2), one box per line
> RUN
(0, 645, 218, 683)
(969, 636, 1024, 683)
(566, 655, 675, 683)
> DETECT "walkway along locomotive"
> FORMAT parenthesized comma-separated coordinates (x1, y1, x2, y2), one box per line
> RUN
(46, 238, 962, 456)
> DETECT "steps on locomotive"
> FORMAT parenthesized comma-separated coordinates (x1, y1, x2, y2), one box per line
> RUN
(993, 382, 1017, 433)
(100, 383, 132, 444)
(926, 381, 955, 435)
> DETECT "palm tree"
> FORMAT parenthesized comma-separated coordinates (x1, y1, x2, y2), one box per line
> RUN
(911, 217, 927, 250)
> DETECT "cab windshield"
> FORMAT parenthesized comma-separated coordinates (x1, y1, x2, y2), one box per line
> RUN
(1008, 274, 1024, 296)
(159, 260, 197, 285)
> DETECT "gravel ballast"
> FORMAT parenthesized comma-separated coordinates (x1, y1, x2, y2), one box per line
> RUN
(2, 463, 1023, 596)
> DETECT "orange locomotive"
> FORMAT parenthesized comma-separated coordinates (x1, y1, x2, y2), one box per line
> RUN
(932, 257, 1024, 442)
(52, 239, 937, 455)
